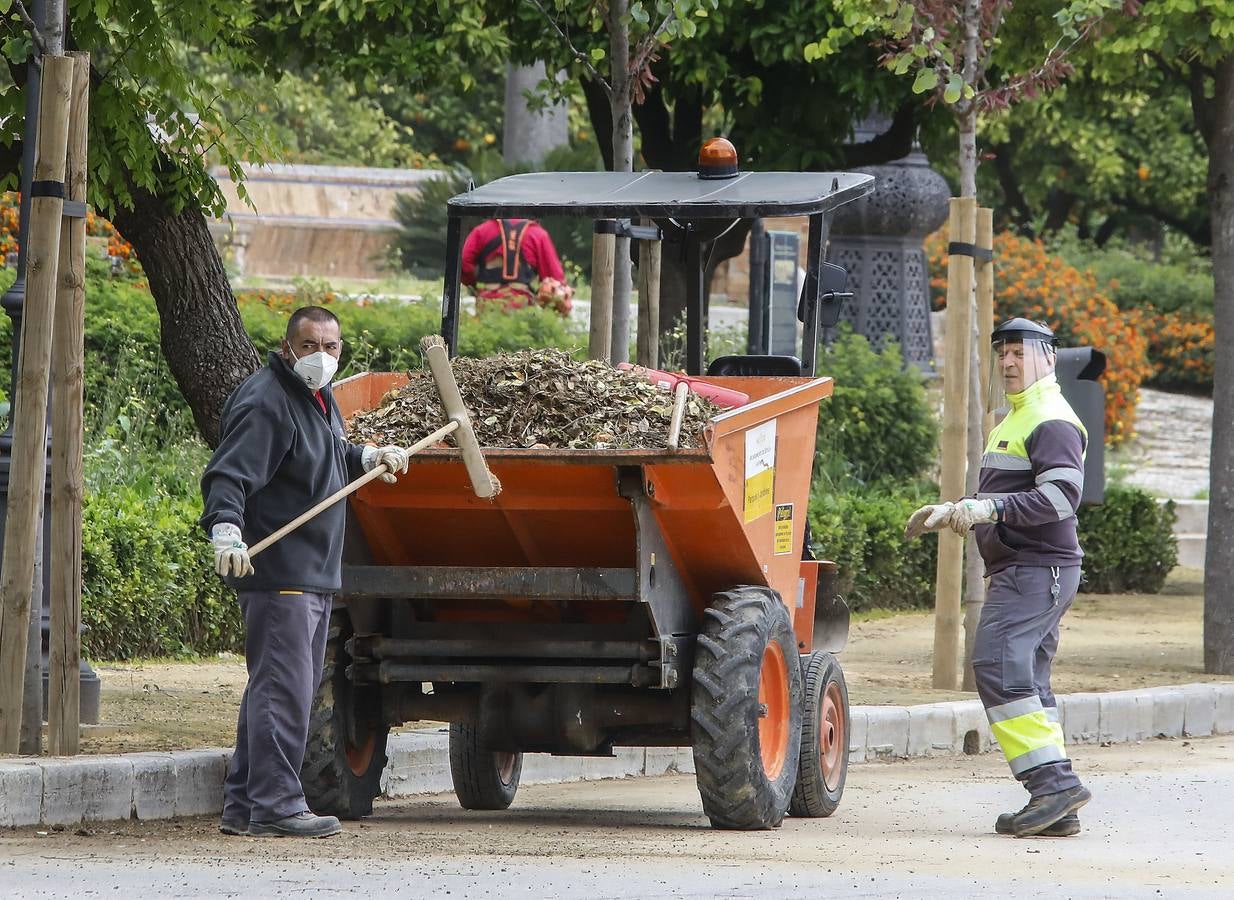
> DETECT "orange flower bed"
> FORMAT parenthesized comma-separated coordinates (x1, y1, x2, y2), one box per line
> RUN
(927, 231, 1153, 444)
(1, 192, 138, 267)
(1146, 309, 1213, 392)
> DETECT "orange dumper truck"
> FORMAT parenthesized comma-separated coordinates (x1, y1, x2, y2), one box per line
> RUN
(306, 160, 874, 830)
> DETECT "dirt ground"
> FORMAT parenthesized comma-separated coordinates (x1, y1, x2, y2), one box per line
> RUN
(58, 566, 1217, 756)
(3, 737, 1231, 898)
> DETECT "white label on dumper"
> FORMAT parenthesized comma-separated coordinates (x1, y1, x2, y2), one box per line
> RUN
(744, 420, 776, 523)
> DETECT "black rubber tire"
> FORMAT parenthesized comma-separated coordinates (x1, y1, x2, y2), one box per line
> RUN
(449, 722, 523, 810)
(301, 608, 389, 820)
(789, 651, 850, 817)
(691, 586, 803, 830)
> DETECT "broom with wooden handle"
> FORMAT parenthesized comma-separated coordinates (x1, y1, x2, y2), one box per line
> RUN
(248, 335, 499, 560)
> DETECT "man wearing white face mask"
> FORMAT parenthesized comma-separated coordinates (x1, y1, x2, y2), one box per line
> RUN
(200, 306, 409, 839)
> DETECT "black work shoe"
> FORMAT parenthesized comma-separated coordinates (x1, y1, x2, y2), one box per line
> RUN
(1012, 786, 1092, 837)
(218, 818, 249, 837)
(996, 811, 1080, 836)
(248, 811, 341, 838)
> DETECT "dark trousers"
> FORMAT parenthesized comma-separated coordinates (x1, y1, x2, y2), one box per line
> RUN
(973, 565, 1084, 798)
(223, 590, 332, 824)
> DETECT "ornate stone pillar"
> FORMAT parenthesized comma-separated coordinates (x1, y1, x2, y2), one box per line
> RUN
(829, 119, 951, 371)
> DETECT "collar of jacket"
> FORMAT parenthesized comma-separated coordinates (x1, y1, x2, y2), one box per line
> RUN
(1006, 371, 1060, 411)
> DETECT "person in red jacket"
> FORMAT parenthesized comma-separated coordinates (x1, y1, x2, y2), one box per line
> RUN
(460, 218, 573, 315)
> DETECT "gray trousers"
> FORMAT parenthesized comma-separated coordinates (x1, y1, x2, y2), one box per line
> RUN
(973, 564, 1084, 798)
(223, 590, 332, 824)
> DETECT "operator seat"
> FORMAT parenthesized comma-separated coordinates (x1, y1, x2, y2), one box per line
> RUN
(706, 355, 803, 378)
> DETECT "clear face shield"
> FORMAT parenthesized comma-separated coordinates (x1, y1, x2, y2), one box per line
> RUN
(989, 336, 1057, 413)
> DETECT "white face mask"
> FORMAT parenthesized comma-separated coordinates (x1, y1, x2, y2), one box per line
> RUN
(288, 347, 339, 391)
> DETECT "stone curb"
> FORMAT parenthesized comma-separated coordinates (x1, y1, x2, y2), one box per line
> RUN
(3, 682, 1232, 828)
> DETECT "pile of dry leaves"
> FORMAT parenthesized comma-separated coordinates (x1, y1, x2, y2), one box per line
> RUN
(346, 349, 719, 450)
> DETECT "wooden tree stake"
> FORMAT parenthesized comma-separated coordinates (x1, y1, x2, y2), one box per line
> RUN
(976, 208, 996, 436)
(0, 54, 75, 754)
(932, 197, 976, 691)
(962, 206, 997, 693)
(588, 225, 616, 363)
(48, 52, 90, 755)
(636, 221, 661, 368)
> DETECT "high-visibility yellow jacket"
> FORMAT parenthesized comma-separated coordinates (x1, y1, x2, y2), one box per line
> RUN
(975, 373, 1087, 577)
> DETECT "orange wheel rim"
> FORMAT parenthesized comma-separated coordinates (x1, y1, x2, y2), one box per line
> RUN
(345, 731, 377, 777)
(495, 751, 517, 785)
(820, 680, 845, 791)
(758, 641, 791, 780)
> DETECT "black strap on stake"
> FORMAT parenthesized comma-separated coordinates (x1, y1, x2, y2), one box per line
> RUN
(595, 218, 662, 241)
(948, 241, 994, 262)
(31, 179, 65, 199)
(61, 201, 87, 219)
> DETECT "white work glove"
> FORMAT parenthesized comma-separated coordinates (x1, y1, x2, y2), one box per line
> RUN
(362, 444, 409, 484)
(211, 523, 254, 578)
(904, 502, 956, 540)
(946, 498, 1000, 535)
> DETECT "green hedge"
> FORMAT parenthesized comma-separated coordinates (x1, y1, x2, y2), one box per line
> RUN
(82, 486, 241, 659)
(814, 329, 938, 485)
(1077, 485, 1178, 594)
(808, 483, 938, 612)
(1049, 230, 1212, 315)
(807, 330, 940, 611)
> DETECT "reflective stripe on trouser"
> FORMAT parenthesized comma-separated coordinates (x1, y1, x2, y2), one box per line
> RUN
(972, 564, 1084, 797)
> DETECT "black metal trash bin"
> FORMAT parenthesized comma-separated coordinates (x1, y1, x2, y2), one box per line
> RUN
(1055, 346, 1106, 505)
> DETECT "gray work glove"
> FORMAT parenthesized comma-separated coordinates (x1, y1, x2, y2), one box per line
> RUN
(945, 498, 999, 535)
(211, 523, 254, 578)
(904, 502, 956, 540)
(362, 444, 410, 484)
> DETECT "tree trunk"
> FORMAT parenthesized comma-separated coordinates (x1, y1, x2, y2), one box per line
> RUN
(111, 188, 260, 449)
(1203, 53, 1234, 675)
(632, 75, 703, 172)
(581, 76, 614, 171)
(502, 61, 569, 167)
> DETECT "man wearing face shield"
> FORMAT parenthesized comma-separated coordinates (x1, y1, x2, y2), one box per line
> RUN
(905, 318, 1091, 837)
(200, 306, 410, 838)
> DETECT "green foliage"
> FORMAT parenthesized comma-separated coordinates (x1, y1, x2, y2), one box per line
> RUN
(814, 329, 939, 486)
(391, 143, 603, 282)
(81, 475, 241, 660)
(976, 71, 1210, 246)
(807, 0, 1123, 108)
(804, 329, 941, 611)
(1048, 227, 1213, 314)
(1077, 485, 1179, 594)
(808, 482, 938, 612)
(194, 55, 432, 169)
(0, 2, 518, 221)
(375, 78, 514, 167)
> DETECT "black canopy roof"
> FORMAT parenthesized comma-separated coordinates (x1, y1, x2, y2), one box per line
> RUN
(447, 171, 875, 219)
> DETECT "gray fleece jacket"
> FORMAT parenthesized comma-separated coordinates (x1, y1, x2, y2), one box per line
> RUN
(200, 351, 365, 593)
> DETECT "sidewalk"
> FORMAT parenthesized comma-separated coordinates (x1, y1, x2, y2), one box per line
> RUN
(4, 682, 1232, 829)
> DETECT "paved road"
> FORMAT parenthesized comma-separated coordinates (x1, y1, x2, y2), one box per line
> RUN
(1, 736, 1229, 899)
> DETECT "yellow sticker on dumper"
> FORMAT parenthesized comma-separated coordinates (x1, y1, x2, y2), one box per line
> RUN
(744, 420, 776, 523)
(774, 504, 794, 555)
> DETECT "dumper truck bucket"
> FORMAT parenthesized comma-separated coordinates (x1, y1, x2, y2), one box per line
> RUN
(333, 370, 834, 653)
